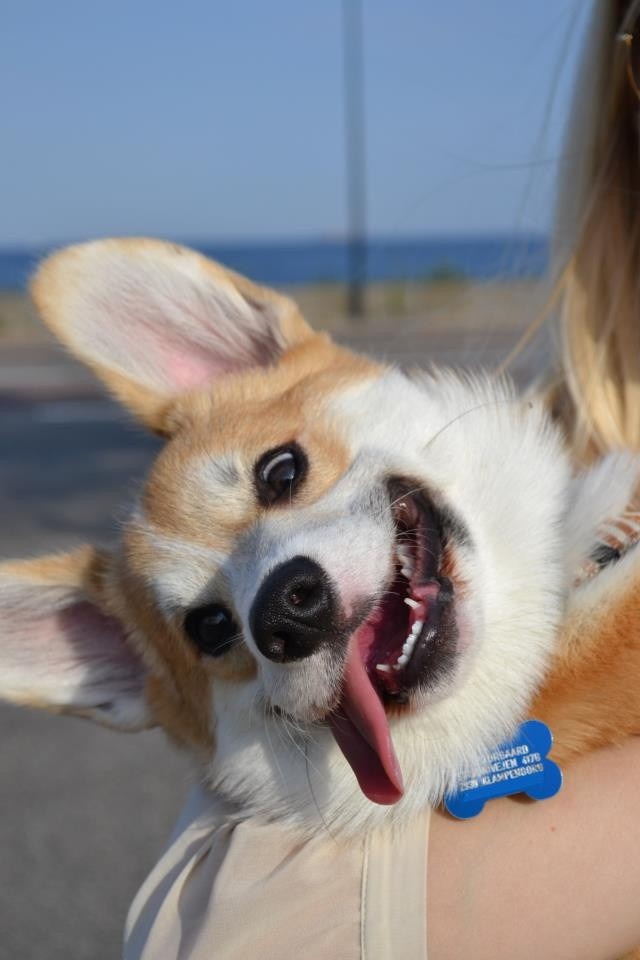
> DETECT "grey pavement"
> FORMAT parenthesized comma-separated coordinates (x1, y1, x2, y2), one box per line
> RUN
(0, 327, 546, 959)
(0, 404, 191, 960)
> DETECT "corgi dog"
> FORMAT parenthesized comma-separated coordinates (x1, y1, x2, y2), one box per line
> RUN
(2, 238, 640, 853)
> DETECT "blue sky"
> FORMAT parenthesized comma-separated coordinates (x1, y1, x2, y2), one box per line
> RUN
(2, 1, 589, 246)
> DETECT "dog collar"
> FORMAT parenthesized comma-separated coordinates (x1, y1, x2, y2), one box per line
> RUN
(574, 510, 640, 587)
(444, 719, 562, 820)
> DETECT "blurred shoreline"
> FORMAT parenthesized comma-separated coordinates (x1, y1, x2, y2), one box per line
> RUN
(0, 234, 548, 291)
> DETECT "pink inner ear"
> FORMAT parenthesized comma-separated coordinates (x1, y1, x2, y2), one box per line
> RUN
(159, 326, 281, 392)
(55, 601, 145, 682)
(1, 558, 152, 728)
(2, 597, 147, 712)
(165, 350, 226, 392)
(83, 264, 287, 397)
(162, 342, 255, 392)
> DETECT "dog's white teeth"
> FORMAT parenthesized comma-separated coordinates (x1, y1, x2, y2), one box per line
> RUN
(404, 597, 419, 610)
(376, 663, 392, 673)
(402, 631, 418, 655)
(397, 625, 423, 669)
(397, 545, 415, 579)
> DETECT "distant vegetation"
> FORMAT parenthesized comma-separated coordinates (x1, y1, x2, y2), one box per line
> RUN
(425, 263, 468, 284)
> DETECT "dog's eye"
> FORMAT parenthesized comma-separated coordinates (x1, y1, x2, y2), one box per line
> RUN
(184, 604, 237, 657)
(255, 443, 307, 505)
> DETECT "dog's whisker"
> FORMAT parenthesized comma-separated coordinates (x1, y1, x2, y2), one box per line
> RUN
(422, 399, 509, 453)
(263, 712, 287, 786)
(304, 741, 340, 844)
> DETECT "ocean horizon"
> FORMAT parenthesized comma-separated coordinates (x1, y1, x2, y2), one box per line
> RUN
(0, 233, 548, 291)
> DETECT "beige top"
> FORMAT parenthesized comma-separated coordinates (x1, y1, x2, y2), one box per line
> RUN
(124, 787, 430, 960)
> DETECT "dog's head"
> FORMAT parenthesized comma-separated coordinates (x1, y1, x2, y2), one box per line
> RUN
(0, 240, 570, 831)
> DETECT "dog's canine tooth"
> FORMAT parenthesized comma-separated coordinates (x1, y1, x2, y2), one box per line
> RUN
(404, 597, 419, 610)
(375, 663, 392, 673)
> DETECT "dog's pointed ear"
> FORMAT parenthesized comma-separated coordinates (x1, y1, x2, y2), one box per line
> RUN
(0, 547, 152, 731)
(31, 238, 315, 432)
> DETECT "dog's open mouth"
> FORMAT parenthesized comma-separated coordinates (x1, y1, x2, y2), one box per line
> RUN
(329, 479, 456, 805)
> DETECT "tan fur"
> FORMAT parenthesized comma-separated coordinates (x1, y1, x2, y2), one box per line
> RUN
(145, 340, 375, 543)
(113, 544, 216, 751)
(533, 574, 640, 765)
(117, 340, 378, 745)
(116, 523, 259, 751)
(2, 544, 99, 588)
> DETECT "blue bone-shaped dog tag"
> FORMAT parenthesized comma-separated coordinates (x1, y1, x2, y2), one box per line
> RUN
(444, 719, 562, 820)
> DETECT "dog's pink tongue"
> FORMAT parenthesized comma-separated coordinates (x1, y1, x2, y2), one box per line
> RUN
(329, 640, 404, 805)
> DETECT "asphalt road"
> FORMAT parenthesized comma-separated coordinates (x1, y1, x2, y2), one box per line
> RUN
(0, 328, 546, 959)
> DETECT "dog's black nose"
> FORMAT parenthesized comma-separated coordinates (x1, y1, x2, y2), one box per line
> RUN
(250, 556, 337, 662)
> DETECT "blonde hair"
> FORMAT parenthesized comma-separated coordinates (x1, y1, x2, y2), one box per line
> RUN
(554, 0, 640, 461)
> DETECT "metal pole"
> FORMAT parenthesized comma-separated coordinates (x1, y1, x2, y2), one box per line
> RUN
(342, 0, 367, 318)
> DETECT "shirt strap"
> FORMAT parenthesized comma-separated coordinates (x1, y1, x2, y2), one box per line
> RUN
(361, 809, 430, 960)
